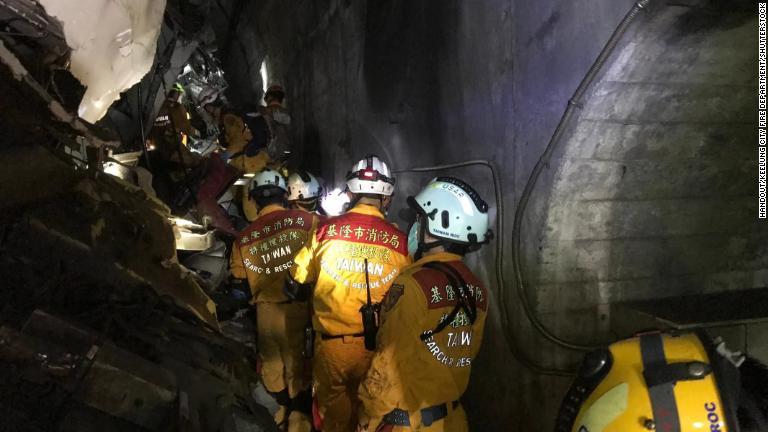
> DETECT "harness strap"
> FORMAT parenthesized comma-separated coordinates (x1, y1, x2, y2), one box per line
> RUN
(419, 261, 477, 341)
(640, 333, 682, 432)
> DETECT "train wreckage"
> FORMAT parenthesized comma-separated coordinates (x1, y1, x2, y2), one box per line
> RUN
(0, 1, 278, 430)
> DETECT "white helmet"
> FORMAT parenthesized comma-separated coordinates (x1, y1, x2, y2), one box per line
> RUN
(250, 168, 287, 197)
(345, 155, 395, 196)
(408, 177, 491, 246)
(287, 171, 322, 201)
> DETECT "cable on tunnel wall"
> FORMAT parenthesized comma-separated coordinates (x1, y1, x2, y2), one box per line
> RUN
(512, 0, 650, 351)
(393, 0, 653, 376)
(510, 0, 651, 353)
(395, 161, 575, 377)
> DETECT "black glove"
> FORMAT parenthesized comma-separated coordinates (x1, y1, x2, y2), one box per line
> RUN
(284, 276, 311, 302)
(213, 279, 252, 320)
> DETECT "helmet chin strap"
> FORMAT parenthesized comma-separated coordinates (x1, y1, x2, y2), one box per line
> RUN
(346, 193, 363, 211)
(296, 199, 318, 212)
(414, 220, 445, 261)
(379, 194, 392, 216)
(415, 240, 444, 261)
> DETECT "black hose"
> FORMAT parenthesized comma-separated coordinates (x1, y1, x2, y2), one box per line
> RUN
(510, 0, 650, 352)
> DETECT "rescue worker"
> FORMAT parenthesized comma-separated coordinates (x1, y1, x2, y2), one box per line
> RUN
(356, 177, 493, 432)
(229, 168, 320, 431)
(285, 169, 325, 430)
(554, 330, 768, 432)
(286, 155, 411, 432)
(202, 99, 268, 169)
(250, 84, 292, 162)
(287, 171, 323, 214)
(203, 99, 272, 221)
(145, 83, 201, 207)
(149, 83, 196, 159)
(242, 85, 294, 220)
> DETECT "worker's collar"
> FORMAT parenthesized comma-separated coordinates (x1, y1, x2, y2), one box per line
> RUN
(410, 251, 464, 269)
(348, 203, 385, 219)
(258, 203, 285, 216)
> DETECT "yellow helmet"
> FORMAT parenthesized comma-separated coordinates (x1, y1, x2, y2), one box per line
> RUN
(555, 330, 764, 432)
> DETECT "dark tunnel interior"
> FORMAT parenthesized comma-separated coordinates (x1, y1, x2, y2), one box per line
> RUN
(0, 0, 764, 430)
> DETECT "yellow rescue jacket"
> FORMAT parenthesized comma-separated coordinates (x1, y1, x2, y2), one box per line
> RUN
(231, 204, 319, 303)
(358, 252, 489, 427)
(289, 203, 411, 336)
(219, 111, 251, 155)
(219, 110, 271, 174)
(230, 150, 271, 176)
(149, 101, 199, 166)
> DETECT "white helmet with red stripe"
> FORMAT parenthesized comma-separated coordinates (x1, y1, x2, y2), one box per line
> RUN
(346, 155, 395, 196)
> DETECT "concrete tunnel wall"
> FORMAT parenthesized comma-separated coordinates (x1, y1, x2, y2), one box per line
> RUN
(214, 0, 762, 429)
(532, 2, 762, 340)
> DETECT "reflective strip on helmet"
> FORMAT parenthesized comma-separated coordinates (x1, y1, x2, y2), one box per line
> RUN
(575, 383, 628, 432)
(640, 333, 682, 432)
(434, 176, 488, 212)
(346, 168, 395, 185)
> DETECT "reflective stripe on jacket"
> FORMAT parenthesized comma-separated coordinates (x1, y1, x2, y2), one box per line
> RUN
(231, 204, 319, 303)
(358, 252, 488, 428)
(289, 203, 411, 336)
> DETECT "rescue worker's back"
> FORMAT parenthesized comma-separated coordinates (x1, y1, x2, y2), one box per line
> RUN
(292, 203, 410, 336)
(231, 205, 317, 302)
(287, 155, 410, 432)
(229, 169, 317, 432)
(358, 176, 494, 431)
(358, 253, 487, 430)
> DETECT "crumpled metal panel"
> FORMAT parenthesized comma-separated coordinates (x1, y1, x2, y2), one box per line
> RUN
(0, 316, 176, 430)
(172, 218, 218, 251)
(0, 44, 219, 327)
(59, 405, 152, 432)
(0, 39, 118, 149)
(0, 326, 78, 375)
(0, 310, 273, 431)
(81, 343, 177, 429)
(22, 309, 98, 354)
(0, 155, 220, 328)
(37, 0, 167, 122)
